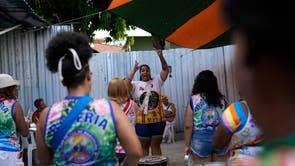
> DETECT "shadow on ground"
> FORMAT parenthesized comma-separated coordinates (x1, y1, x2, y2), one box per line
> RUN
(161, 140, 185, 166)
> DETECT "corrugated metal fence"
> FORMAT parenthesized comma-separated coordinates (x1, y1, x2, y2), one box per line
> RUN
(0, 27, 237, 131)
(0, 26, 71, 114)
(90, 46, 238, 131)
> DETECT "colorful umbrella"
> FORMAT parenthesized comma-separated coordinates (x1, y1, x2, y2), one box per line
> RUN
(106, 0, 230, 48)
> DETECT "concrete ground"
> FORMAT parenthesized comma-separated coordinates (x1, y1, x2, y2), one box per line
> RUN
(161, 140, 185, 166)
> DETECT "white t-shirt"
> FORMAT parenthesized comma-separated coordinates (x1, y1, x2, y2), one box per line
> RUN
(132, 75, 163, 101)
(132, 75, 164, 116)
(132, 75, 164, 124)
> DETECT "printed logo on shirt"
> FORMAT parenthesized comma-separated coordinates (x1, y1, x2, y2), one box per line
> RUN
(139, 91, 160, 111)
(201, 107, 221, 127)
(61, 129, 99, 164)
(194, 99, 207, 112)
(77, 111, 108, 130)
(139, 84, 154, 91)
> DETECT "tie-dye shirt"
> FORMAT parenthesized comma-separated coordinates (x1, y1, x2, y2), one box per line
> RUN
(0, 99, 20, 152)
(222, 101, 263, 156)
(190, 94, 226, 131)
(189, 94, 226, 157)
(44, 96, 117, 166)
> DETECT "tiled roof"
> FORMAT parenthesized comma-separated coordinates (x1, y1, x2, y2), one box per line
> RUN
(93, 40, 125, 52)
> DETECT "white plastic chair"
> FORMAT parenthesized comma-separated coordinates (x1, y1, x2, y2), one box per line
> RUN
(26, 108, 32, 122)
(27, 127, 37, 166)
(21, 136, 28, 151)
(163, 120, 175, 143)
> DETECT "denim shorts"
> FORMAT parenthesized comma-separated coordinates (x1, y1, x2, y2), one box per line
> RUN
(190, 129, 227, 157)
(135, 122, 166, 138)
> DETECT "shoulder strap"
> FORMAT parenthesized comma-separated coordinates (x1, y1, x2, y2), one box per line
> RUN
(189, 96, 194, 111)
(51, 96, 93, 150)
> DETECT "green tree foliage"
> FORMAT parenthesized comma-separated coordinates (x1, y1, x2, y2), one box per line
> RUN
(27, 0, 134, 41)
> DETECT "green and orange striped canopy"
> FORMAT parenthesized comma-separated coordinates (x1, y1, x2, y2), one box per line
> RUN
(106, 0, 231, 48)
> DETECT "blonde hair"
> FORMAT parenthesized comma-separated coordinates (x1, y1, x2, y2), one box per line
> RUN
(123, 78, 133, 93)
(108, 77, 128, 104)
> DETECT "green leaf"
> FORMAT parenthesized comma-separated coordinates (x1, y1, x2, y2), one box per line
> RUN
(27, 0, 132, 41)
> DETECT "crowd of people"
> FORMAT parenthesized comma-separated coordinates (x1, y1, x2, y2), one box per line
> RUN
(1, 0, 295, 165)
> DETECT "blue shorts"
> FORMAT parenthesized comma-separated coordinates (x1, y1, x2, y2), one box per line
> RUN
(135, 122, 166, 138)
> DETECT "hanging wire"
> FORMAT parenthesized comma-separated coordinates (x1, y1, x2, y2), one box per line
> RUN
(19, 11, 102, 35)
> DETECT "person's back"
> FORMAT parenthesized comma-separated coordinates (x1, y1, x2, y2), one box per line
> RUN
(0, 98, 20, 152)
(44, 97, 116, 165)
(36, 32, 142, 166)
(108, 77, 141, 164)
(190, 93, 226, 156)
(108, 77, 139, 125)
(0, 74, 29, 165)
(184, 70, 227, 164)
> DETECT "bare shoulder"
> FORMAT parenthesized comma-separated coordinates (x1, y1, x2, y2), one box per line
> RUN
(38, 107, 49, 130)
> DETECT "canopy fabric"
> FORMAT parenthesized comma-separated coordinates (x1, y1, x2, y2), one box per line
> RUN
(106, 0, 230, 48)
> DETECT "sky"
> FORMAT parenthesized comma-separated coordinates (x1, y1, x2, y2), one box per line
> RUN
(94, 27, 151, 39)
(93, 27, 151, 46)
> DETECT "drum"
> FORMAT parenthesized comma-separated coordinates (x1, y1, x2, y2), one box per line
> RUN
(186, 155, 225, 166)
(204, 162, 225, 166)
(188, 162, 225, 166)
(138, 156, 168, 166)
